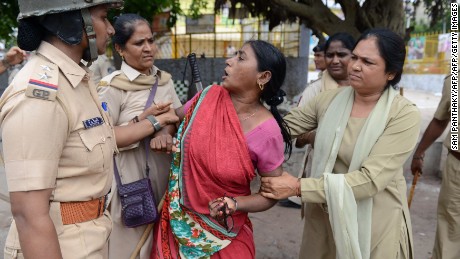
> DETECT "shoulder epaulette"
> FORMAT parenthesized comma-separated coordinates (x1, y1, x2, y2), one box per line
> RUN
(100, 70, 122, 87)
(25, 62, 59, 101)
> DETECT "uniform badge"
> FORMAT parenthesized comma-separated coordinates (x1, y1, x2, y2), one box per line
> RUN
(25, 62, 59, 101)
(25, 79, 58, 101)
(101, 102, 108, 111)
(83, 117, 104, 129)
(98, 81, 108, 87)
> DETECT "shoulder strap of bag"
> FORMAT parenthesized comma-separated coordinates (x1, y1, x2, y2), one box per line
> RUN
(143, 78, 158, 177)
(113, 78, 158, 183)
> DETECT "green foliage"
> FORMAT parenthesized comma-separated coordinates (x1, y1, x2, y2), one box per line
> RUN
(413, 0, 452, 27)
(189, 0, 208, 19)
(0, 0, 19, 44)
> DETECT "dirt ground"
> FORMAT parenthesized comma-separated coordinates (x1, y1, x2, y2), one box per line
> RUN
(0, 88, 444, 259)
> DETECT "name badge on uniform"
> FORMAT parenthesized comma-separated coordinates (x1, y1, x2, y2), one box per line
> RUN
(83, 117, 104, 129)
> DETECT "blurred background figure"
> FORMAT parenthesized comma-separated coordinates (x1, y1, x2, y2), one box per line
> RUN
(0, 46, 26, 76)
(8, 51, 31, 85)
(312, 43, 326, 74)
(226, 44, 236, 57)
(88, 53, 115, 84)
(410, 75, 459, 259)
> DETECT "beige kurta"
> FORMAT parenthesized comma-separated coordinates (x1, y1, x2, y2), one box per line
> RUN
(98, 62, 182, 259)
(284, 87, 421, 259)
(1, 42, 116, 259)
(431, 75, 460, 259)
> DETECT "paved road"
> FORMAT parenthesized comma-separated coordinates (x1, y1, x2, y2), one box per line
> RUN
(0, 88, 443, 258)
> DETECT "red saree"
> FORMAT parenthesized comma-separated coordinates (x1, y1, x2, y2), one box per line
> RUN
(151, 85, 256, 259)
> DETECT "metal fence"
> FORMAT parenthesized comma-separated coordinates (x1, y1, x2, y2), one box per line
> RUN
(155, 29, 301, 59)
(404, 31, 450, 74)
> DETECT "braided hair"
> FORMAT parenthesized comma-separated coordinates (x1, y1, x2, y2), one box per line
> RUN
(245, 40, 292, 157)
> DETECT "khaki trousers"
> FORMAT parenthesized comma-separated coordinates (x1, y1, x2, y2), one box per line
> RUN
(432, 153, 460, 259)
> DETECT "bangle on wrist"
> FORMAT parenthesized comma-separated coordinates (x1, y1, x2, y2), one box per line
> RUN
(413, 154, 424, 160)
(229, 196, 238, 212)
(1, 59, 11, 69)
(146, 115, 162, 132)
(296, 178, 301, 197)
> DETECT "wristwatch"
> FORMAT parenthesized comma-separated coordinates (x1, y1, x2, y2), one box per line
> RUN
(146, 115, 162, 132)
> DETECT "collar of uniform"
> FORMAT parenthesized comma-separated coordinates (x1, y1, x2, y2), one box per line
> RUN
(120, 61, 161, 82)
(37, 41, 87, 88)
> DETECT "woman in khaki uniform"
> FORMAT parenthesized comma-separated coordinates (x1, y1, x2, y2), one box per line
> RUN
(285, 33, 355, 207)
(261, 28, 421, 259)
(0, 0, 123, 258)
(411, 75, 460, 259)
(97, 14, 180, 259)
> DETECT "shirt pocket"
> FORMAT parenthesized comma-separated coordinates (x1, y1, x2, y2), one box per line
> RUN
(78, 125, 110, 174)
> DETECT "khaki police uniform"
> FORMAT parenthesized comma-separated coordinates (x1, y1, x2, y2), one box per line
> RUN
(298, 70, 338, 107)
(98, 62, 181, 259)
(285, 88, 420, 258)
(88, 54, 115, 85)
(432, 75, 460, 259)
(1, 41, 116, 259)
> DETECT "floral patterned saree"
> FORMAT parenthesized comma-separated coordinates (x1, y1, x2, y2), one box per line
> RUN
(151, 85, 256, 259)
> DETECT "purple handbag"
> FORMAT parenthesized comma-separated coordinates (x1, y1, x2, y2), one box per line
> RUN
(114, 164, 158, 227)
(113, 78, 159, 228)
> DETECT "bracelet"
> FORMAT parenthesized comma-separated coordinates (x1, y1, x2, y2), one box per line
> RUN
(229, 196, 238, 212)
(1, 59, 11, 69)
(295, 178, 301, 197)
(146, 115, 162, 132)
(413, 155, 424, 160)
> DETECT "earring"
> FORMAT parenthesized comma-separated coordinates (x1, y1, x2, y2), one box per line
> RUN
(119, 53, 124, 61)
(388, 76, 393, 80)
(258, 82, 264, 91)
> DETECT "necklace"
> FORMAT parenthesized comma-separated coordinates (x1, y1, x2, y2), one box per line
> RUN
(240, 107, 259, 121)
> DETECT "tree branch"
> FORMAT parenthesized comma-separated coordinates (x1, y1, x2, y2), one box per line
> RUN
(336, 0, 360, 26)
(271, 0, 361, 37)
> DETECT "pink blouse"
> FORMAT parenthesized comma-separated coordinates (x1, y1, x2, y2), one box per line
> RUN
(183, 100, 284, 173)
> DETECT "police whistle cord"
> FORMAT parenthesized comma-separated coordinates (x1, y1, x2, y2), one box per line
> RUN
(408, 171, 421, 209)
(129, 193, 165, 259)
(187, 53, 203, 92)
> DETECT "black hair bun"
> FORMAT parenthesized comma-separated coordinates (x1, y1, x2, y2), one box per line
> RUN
(266, 89, 286, 106)
(17, 19, 44, 51)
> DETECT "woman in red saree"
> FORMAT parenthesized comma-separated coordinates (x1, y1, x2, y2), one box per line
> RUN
(150, 40, 293, 259)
